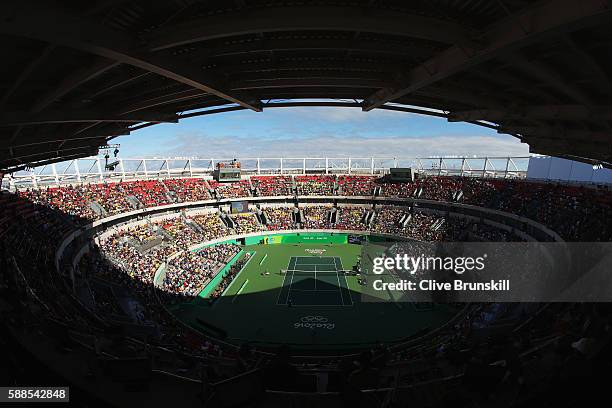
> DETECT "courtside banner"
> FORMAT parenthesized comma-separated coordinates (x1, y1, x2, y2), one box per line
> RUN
(359, 242, 612, 302)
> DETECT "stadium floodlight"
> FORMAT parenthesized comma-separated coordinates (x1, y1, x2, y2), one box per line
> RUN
(105, 160, 119, 171)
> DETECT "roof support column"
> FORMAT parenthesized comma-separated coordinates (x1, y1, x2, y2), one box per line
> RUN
(74, 159, 81, 182)
(96, 159, 103, 181)
(51, 163, 59, 185)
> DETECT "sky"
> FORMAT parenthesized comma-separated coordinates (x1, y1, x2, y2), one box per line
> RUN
(114, 104, 529, 159)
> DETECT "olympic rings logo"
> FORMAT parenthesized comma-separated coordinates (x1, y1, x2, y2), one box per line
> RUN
(295, 315, 335, 330)
(300, 316, 328, 323)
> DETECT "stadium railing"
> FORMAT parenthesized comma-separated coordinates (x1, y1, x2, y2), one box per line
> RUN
(5, 156, 530, 189)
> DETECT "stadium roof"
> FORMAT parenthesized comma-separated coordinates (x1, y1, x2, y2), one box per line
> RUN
(1, 0, 611, 171)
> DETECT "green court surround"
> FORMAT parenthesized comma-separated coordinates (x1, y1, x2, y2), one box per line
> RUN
(166, 232, 459, 352)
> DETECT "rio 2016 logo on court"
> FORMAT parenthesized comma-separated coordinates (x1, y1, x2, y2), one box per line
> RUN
(294, 315, 335, 330)
(305, 249, 326, 255)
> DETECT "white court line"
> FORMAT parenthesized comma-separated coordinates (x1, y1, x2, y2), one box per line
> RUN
(220, 251, 256, 297)
(286, 270, 337, 274)
(289, 289, 339, 292)
(295, 256, 336, 265)
(334, 258, 345, 305)
(276, 257, 296, 305)
(335, 257, 354, 307)
(280, 256, 349, 307)
(287, 304, 345, 307)
(285, 269, 296, 305)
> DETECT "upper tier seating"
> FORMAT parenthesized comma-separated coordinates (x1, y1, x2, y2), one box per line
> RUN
(296, 175, 335, 195)
(164, 178, 211, 202)
(8, 175, 611, 241)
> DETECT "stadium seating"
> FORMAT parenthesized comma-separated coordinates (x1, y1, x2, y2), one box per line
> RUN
(209, 179, 252, 199)
(13, 175, 610, 241)
(337, 175, 376, 196)
(264, 207, 295, 230)
(251, 176, 292, 196)
(1, 174, 611, 407)
(296, 175, 335, 195)
(163, 178, 211, 202)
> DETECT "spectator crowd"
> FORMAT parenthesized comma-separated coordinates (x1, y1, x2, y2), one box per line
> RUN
(2, 175, 611, 403)
(16, 174, 611, 241)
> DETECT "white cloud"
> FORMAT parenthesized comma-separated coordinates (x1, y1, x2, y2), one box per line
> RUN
(158, 133, 529, 159)
(280, 106, 410, 122)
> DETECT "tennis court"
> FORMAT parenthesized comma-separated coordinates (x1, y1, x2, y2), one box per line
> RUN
(171, 239, 458, 348)
(277, 256, 353, 306)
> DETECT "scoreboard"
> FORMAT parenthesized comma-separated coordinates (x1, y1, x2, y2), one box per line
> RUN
(389, 167, 415, 182)
(214, 159, 242, 182)
(215, 168, 241, 182)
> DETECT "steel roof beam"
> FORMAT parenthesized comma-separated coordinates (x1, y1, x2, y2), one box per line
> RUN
(1, 2, 262, 112)
(214, 60, 402, 75)
(0, 145, 102, 166)
(449, 105, 612, 122)
(191, 37, 437, 61)
(527, 139, 612, 162)
(499, 125, 612, 144)
(88, 72, 152, 99)
(116, 89, 209, 115)
(563, 35, 611, 86)
(233, 70, 390, 82)
(0, 111, 178, 127)
(31, 58, 120, 114)
(0, 44, 55, 110)
(468, 67, 561, 104)
(147, 6, 475, 51)
(362, 0, 612, 111)
(229, 78, 392, 91)
(529, 145, 612, 165)
(0, 127, 129, 150)
(1, 151, 99, 173)
(176, 100, 459, 126)
(501, 52, 593, 105)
